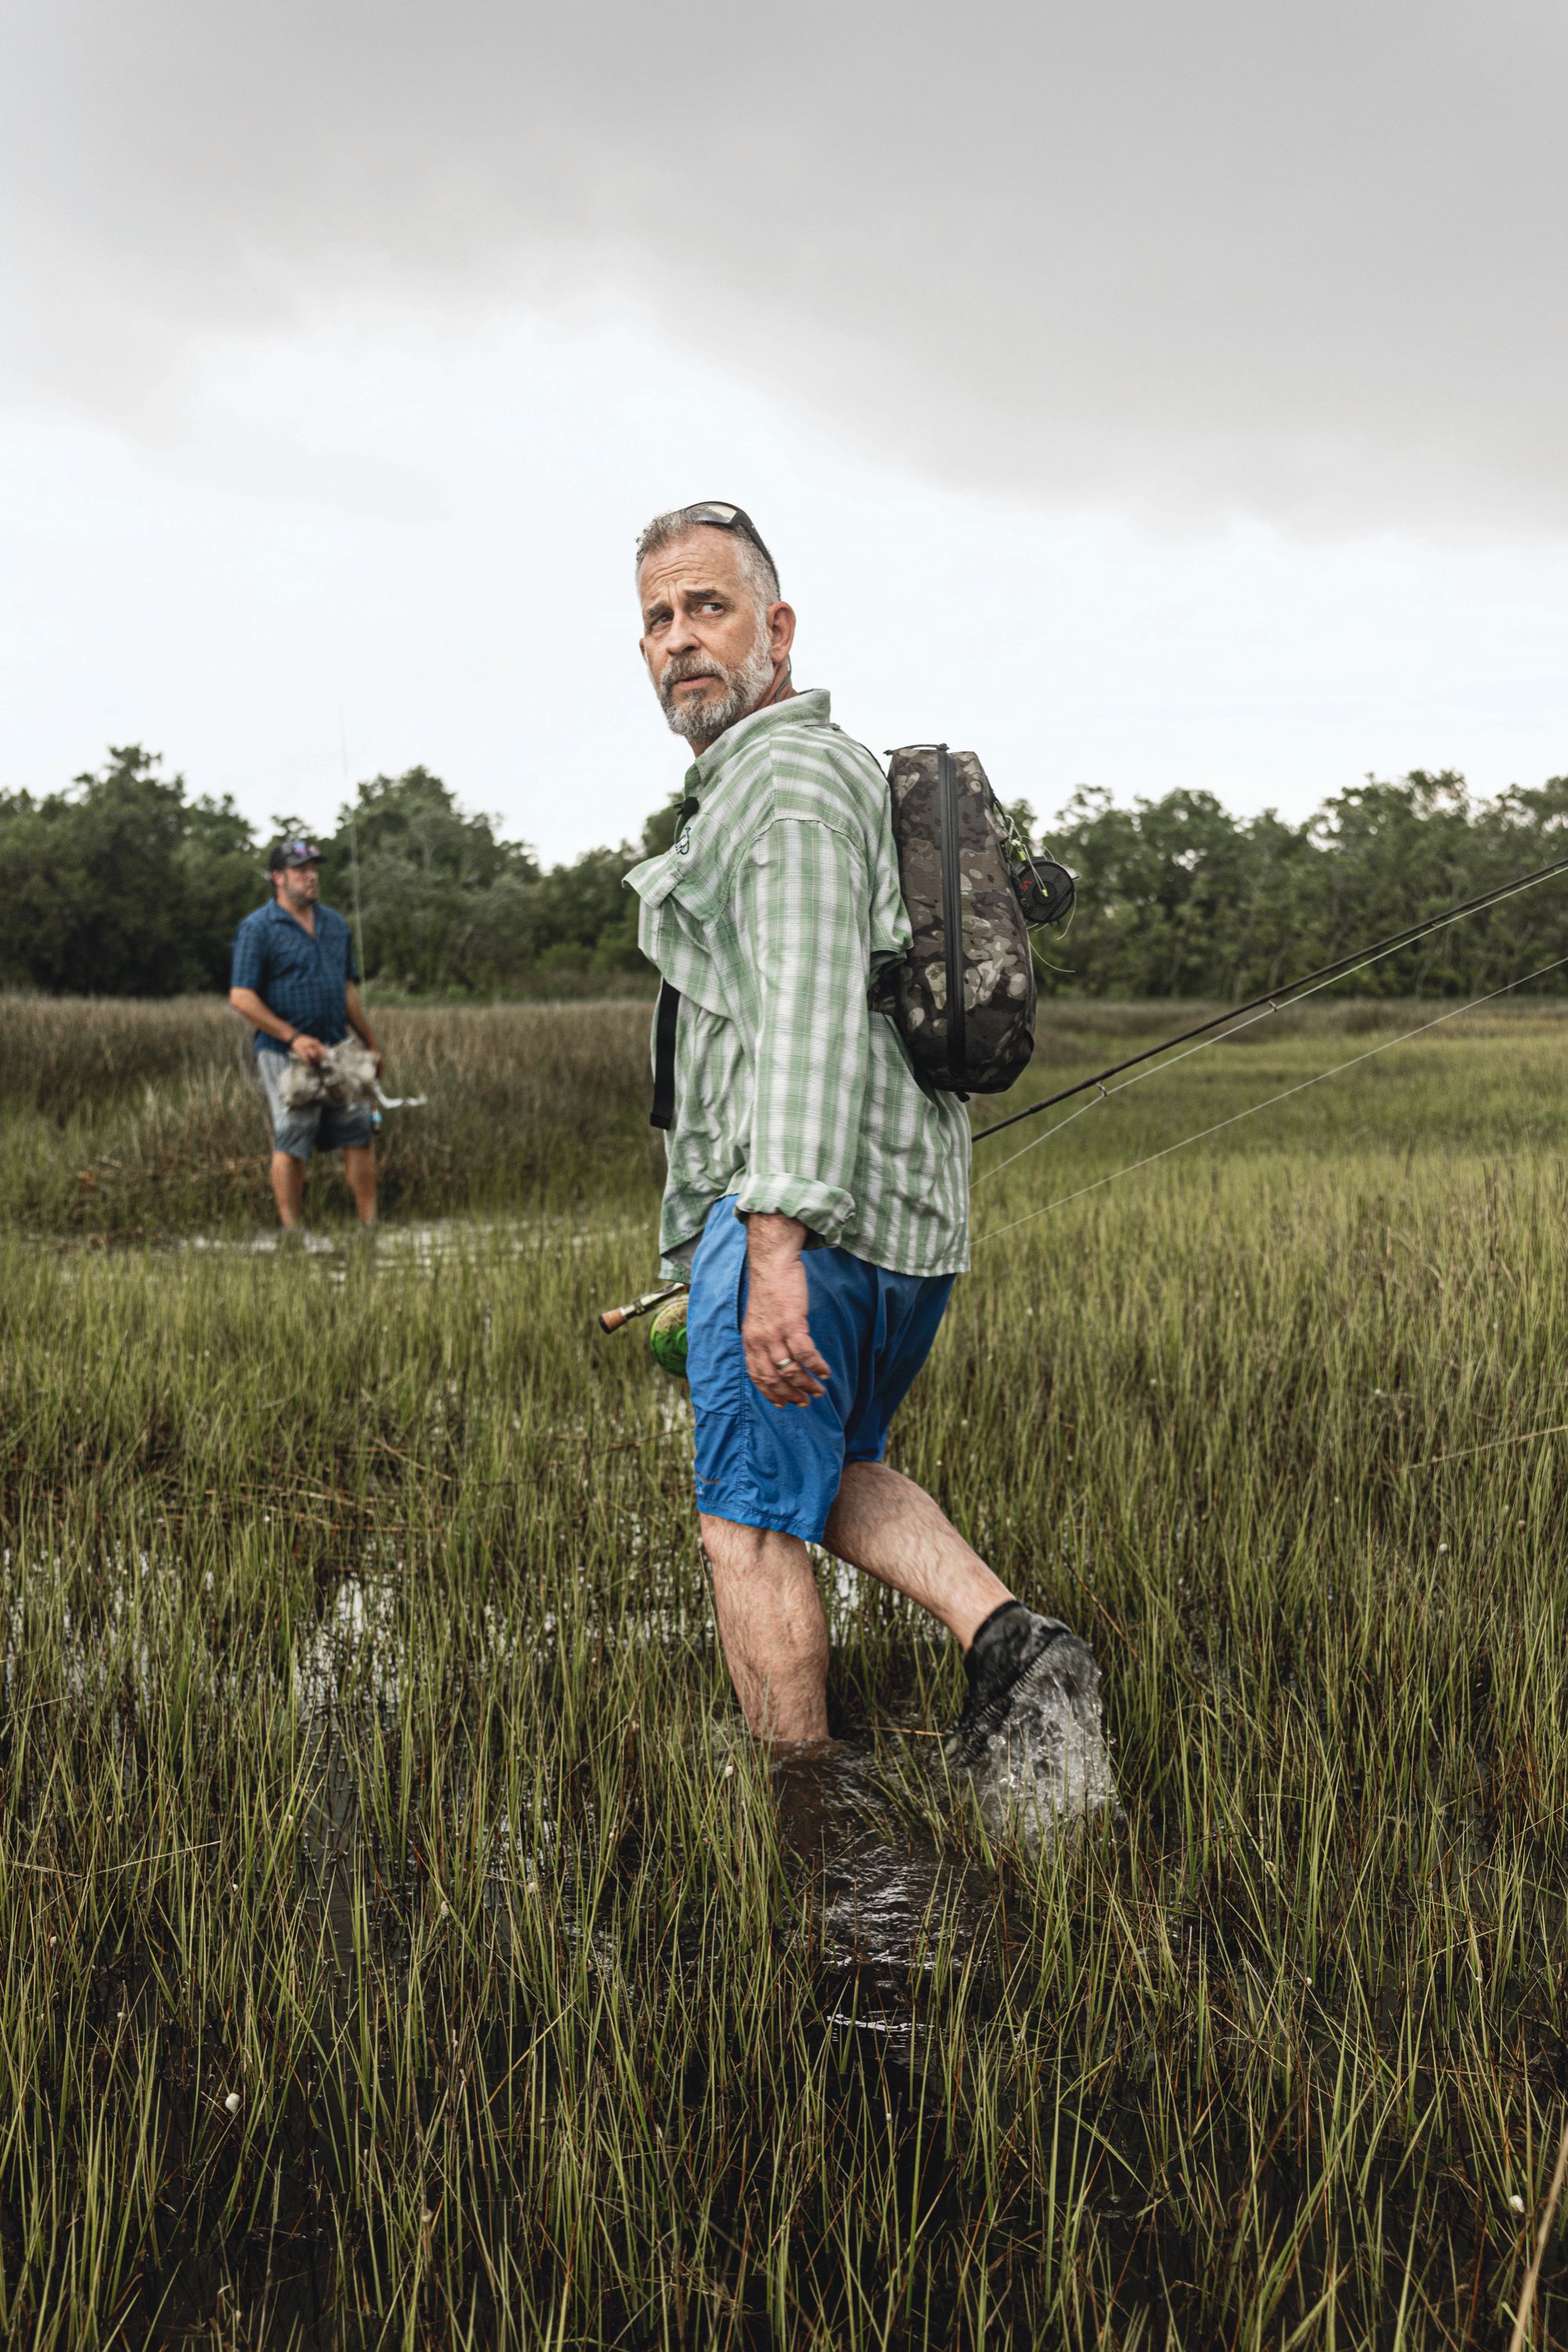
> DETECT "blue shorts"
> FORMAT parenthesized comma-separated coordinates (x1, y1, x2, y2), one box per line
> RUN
(256, 1048, 375, 1161)
(686, 1199, 955, 1542)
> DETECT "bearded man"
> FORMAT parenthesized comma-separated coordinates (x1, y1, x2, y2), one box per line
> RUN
(625, 501, 1084, 1754)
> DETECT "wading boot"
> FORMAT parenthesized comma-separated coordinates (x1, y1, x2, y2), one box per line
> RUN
(946, 1599, 1086, 1771)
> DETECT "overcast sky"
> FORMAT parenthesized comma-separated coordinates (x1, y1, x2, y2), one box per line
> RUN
(2, 0, 1563, 865)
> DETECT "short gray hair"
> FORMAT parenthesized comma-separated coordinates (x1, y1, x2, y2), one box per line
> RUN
(634, 507, 782, 610)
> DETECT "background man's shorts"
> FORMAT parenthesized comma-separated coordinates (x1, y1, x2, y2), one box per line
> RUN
(686, 1198, 955, 1543)
(256, 1050, 374, 1161)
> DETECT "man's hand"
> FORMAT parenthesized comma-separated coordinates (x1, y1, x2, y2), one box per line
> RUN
(742, 1214, 830, 1408)
(290, 1033, 328, 1065)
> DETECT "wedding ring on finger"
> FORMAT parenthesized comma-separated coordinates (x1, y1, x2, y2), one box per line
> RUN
(774, 1356, 797, 1371)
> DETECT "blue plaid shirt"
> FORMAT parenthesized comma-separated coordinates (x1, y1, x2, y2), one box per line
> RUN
(230, 901, 361, 1057)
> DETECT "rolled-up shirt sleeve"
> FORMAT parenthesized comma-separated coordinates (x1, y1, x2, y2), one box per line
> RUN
(731, 815, 869, 1246)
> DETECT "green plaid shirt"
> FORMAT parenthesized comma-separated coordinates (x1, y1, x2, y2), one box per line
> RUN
(625, 689, 971, 1278)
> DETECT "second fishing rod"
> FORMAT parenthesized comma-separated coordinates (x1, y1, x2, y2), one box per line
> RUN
(972, 848, 1568, 1148)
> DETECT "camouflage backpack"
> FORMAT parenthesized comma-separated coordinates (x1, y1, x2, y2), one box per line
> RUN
(869, 744, 1074, 1094)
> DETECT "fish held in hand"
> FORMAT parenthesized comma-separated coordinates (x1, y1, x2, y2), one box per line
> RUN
(274, 1039, 426, 1114)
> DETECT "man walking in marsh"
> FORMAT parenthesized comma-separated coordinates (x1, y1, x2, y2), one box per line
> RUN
(626, 501, 1091, 1757)
(229, 840, 383, 1232)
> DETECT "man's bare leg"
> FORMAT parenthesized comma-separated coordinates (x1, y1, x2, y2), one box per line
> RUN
(824, 1461, 1014, 1646)
(702, 1466, 1017, 1740)
(343, 1146, 377, 1225)
(700, 1515, 831, 1742)
(270, 1150, 307, 1227)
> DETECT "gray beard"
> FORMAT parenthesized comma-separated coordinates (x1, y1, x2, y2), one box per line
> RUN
(659, 633, 777, 746)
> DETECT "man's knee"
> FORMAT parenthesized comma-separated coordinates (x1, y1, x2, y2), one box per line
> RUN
(700, 1514, 806, 1578)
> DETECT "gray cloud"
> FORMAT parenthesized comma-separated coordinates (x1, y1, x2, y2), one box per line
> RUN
(3, 0, 1563, 535)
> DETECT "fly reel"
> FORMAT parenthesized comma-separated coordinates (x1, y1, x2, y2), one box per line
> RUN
(597, 1280, 691, 1381)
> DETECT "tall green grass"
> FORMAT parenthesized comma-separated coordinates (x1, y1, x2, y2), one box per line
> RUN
(2, 1008, 1567, 2343)
(5, 988, 1567, 1239)
(0, 996, 664, 1236)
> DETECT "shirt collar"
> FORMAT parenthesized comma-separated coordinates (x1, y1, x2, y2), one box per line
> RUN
(693, 687, 832, 789)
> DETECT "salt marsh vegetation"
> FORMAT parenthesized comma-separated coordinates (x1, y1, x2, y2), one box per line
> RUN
(3, 1000, 1568, 2343)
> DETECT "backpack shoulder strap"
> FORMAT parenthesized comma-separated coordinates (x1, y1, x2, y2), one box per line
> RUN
(647, 793, 702, 1131)
(649, 980, 681, 1130)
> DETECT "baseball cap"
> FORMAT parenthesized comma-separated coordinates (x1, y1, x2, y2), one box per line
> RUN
(268, 838, 323, 870)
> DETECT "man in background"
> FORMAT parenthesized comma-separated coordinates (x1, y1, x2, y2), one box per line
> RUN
(229, 839, 383, 1231)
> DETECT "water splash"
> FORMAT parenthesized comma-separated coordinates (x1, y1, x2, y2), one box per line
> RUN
(960, 1632, 1118, 1846)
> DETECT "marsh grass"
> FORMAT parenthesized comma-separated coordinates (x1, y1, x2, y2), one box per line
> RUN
(5, 986, 1566, 1240)
(3, 1006, 1568, 2343)
(0, 996, 664, 1236)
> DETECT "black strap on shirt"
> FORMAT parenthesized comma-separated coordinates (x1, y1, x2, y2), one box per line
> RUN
(649, 796, 699, 1131)
(650, 981, 681, 1130)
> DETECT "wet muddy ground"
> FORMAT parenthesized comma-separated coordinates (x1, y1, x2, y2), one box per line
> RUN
(6, 1141, 1568, 2343)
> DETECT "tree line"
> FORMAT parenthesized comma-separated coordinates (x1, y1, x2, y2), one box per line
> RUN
(0, 748, 670, 998)
(2, 744, 1565, 1000)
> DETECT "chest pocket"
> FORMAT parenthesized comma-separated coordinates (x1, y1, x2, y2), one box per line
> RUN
(637, 829, 742, 1019)
(637, 843, 728, 927)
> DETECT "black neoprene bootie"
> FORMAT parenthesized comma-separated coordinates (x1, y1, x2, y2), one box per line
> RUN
(946, 1600, 1073, 1769)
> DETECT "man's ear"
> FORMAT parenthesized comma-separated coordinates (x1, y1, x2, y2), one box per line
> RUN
(767, 601, 797, 662)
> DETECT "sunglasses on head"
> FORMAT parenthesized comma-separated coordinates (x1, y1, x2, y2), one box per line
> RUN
(672, 502, 779, 583)
(276, 840, 322, 865)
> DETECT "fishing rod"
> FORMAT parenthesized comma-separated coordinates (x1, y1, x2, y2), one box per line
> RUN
(598, 846, 1568, 1356)
(971, 850, 1568, 1147)
(976, 950, 1568, 1247)
(597, 1280, 688, 1334)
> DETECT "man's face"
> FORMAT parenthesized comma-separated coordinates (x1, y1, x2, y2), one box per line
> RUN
(637, 528, 794, 749)
(275, 861, 320, 910)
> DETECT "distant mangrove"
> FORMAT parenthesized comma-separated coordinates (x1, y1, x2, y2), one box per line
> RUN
(3, 742, 1566, 1000)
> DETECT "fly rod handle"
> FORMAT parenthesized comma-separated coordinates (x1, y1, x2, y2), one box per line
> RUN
(596, 1281, 690, 1334)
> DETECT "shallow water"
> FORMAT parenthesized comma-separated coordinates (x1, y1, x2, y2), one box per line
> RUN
(768, 1649, 1118, 2053)
(6, 1541, 1122, 2339)
(11, 1542, 1113, 1985)
(769, 1742, 988, 2050)
(167, 1212, 647, 1271)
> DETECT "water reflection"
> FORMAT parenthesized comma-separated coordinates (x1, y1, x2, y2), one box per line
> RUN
(771, 1661, 1117, 2051)
(775, 1744, 989, 1965)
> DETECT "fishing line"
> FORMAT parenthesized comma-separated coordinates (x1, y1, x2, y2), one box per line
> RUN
(1406, 1421, 1568, 1472)
(976, 995, 1279, 1187)
(6, 1838, 222, 1877)
(596, 851, 1568, 1337)
(975, 954, 1568, 1250)
(973, 849, 1568, 1153)
(975, 875, 1541, 1189)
